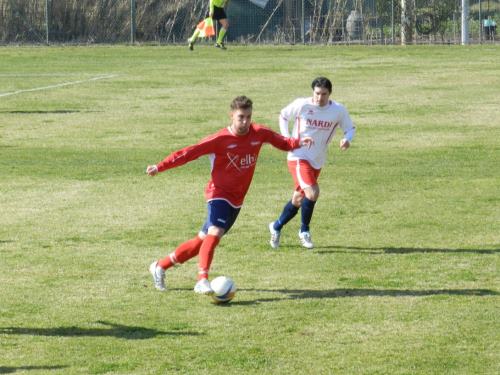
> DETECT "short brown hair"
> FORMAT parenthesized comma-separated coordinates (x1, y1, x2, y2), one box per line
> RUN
(230, 96, 253, 111)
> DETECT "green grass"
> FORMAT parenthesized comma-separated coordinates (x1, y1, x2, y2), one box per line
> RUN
(0, 45, 499, 374)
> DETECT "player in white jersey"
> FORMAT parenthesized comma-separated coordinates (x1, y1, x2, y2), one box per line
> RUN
(269, 77, 356, 249)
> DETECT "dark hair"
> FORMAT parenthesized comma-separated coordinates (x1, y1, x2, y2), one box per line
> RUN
(230, 96, 253, 111)
(311, 77, 332, 93)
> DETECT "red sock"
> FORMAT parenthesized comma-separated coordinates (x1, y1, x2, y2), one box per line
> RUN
(158, 235, 203, 269)
(197, 234, 220, 280)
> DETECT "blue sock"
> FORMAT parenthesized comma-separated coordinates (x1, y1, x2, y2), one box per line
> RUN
(300, 198, 316, 233)
(274, 201, 299, 231)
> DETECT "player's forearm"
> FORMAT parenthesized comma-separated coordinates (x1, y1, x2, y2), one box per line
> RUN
(343, 126, 356, 142)
(156, 144, 207, 172)
(269, 133, 300, 152)
(157, 150, 189, 172)
(278, 114, 291, 137)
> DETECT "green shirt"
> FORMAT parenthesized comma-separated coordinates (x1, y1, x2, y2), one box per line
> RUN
(210, 0, 229, 12)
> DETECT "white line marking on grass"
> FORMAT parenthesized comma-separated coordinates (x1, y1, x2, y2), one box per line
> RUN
(0, 73, 85, 77)
(0, 74, 117, 98)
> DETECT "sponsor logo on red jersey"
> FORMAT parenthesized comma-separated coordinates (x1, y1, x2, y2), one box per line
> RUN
(226, 152, 257, 171)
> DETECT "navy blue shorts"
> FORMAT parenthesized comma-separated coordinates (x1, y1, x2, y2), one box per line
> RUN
(201, 199, 240, 235)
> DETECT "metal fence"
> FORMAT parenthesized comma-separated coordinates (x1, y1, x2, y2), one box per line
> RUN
(0, 0, 498, 45)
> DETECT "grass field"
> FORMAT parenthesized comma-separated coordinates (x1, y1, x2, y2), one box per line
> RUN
(0, 44, 499, 374)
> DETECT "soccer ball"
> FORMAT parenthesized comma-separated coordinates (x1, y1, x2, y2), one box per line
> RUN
(210, 276, 236, 304)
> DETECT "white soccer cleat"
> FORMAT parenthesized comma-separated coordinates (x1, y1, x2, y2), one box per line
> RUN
(269, 221, 281, 249)
(149, 261, 166, 291)
(194, 278, 214, 295)
(298, 231, 314, 249)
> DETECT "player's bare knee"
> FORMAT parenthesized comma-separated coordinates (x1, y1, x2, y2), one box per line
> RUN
(307, 191, 319, 201)
(207, 226, 225, 238)
(292, 194, 304, 207)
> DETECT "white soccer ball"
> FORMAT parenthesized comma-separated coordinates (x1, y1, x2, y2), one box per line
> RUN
(210, 276, 236, 304)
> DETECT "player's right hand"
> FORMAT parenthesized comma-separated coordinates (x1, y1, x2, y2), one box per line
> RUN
(146, 165, 158, 176)
(300, 136, 314, 149)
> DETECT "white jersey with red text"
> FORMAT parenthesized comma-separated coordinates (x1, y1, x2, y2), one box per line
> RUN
(279, 97, 355, 169)
(156, 123, 301, 208)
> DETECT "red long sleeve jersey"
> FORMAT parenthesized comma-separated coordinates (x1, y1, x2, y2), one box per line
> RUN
(156, 123, 301, 208)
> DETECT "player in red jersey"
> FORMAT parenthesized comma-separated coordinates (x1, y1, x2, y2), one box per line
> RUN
(147, 96, 313, 294)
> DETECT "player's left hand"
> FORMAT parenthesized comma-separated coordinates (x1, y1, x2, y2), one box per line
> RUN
(300, 137, 314, 149)
(340, 138, 350, 151)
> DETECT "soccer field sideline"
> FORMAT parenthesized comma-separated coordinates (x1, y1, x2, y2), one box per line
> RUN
(0, 74, 118, 98)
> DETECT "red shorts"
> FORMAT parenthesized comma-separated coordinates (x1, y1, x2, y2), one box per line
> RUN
(287, 159, 321, 194)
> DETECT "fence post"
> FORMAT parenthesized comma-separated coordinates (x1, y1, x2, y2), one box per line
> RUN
(461, 0, 469, 45)
(45, 0, 50, 45)
(130, 0, 136, 44)
(391, 0, 395, 44)
(301, 0, 305, 44)
(400, 0, 413, 45)
(478, 0, 482, 43)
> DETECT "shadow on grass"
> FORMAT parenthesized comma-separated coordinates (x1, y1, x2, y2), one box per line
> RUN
(315, 245, 499, 255)
(0, 320, 201, 340)
(0, 366, 67, 374)
(0, 110, 81, 114)
(231, 288, 499, 305)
